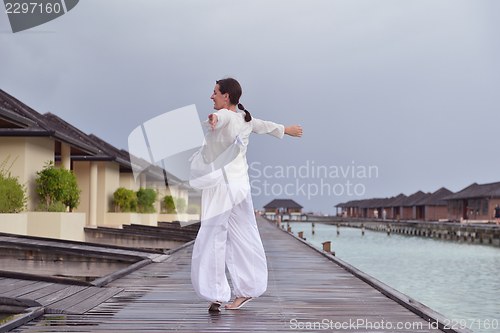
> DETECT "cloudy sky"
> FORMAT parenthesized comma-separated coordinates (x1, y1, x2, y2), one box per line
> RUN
(1, 1, 499, 214)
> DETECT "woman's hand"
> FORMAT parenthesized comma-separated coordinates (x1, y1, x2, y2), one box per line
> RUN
(209, 113, 218, 131)
(285, 125, 303, 137)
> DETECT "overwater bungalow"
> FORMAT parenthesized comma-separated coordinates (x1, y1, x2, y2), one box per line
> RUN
(335, 188, 452, 222)
(413, 187, 452, 221)
(386, 193, 408, 219)
(399, 191, 428, 220)
(443, 182, 500, 222)
(264, 199, 303, 220)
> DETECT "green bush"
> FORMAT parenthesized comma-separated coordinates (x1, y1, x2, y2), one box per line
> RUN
(162, 196, 187, 214)
(174, 197, 186, 214)
(163, 195, 176, 214)
(60, 167, 81, 210)
(35, 201, 67, 212)
(35, 161, 81, 211)
(186, 204, 200, 215)
(0, 156, 29, 213)
(112, 187, 137, 212)
(136, 188, 156, 213)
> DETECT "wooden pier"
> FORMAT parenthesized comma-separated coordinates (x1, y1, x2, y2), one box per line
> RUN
(7, 216, 469, 332)
(274, 214, 500, 245)
(334, 221, 500, 245)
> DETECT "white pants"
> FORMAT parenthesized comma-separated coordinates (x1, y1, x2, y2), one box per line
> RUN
(190, 181, 268, 302)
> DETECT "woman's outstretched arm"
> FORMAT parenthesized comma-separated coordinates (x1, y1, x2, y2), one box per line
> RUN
(284, 125, 303, 137)
(252, 118, 303, 139)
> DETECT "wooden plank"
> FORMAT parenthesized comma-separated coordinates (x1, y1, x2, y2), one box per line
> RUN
(45, 287, 104, 314)
(0, 234, 164, 256)
(0, 279, 38, 295)
(0, 277, 17, 287)
(91, 259, 152, 287)
(35, 285, 88, 306)
(0, 281, 52, 298)
(63, 288, 123, 314)
(0, 270, 92, 286)
(21, 283, 66, 301)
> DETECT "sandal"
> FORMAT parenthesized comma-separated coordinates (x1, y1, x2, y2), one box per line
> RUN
(208, 301, 222, 312)
(225, 297, 253, 310)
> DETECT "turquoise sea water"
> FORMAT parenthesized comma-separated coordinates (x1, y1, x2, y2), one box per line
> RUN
(288, 222, 500, 333)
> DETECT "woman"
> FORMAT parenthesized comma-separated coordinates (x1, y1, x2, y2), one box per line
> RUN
(190, 78, 302, 312)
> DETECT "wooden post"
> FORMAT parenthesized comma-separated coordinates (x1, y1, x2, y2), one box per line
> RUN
(337, 224, 339, 235)
(281, 225, 284, 230)
(277, 216, 281, 227)
(322, 241, 331, 253)
(479, 233, 484, 243)
(387, 224, 391, 236)
(312, 222, 315, 235)
(287, 226, 291, 232)
(362, 223, 365, 236)
(298, 231, 303, 239)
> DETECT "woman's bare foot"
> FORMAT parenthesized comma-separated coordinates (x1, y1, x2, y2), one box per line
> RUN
(225, 297, 252, 309)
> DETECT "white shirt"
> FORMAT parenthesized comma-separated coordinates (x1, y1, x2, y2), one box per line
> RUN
(202, 109, 284, 181)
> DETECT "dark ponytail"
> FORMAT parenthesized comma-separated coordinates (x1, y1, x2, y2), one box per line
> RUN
(216, 77, 252, 122)
(238, 103, 252, 122)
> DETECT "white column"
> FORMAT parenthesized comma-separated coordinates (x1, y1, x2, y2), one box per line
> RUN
(140, 173, 146, 189)
(154, 188, 161, 213)
(61, 142, 71, 169)
(89, 161, 98, 226)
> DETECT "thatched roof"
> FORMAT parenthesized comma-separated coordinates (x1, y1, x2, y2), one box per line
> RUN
(443, 182, 500, 200)
(264, 199, 303, 209)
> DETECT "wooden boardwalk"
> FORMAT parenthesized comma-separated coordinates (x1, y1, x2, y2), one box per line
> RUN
(0, 278, 122, 315)
(10, 216, 463, 332)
